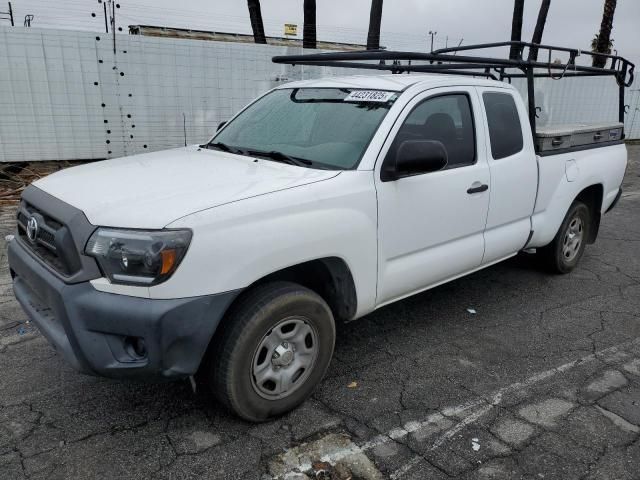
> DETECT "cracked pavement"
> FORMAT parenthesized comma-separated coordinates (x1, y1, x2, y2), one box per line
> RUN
(1, 145, 639, 479)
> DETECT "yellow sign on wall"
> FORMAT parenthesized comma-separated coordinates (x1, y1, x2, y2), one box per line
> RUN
(284, 24, 298, 36)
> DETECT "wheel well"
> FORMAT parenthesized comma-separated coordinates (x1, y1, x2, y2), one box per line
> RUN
(250, 257, 358, 321)
(199, 258, 356, 378)
(575, 184, 603, 244)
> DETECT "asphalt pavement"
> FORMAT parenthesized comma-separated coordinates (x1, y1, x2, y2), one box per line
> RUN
(1, 146, 639, 480)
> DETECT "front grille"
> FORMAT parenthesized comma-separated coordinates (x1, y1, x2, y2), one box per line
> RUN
(17, 202, 74, 276)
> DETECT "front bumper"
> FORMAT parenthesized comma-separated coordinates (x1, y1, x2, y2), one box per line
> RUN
(8, 238, 240, 380)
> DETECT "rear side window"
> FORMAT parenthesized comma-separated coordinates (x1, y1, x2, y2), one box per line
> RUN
(483, 92, 524, 159)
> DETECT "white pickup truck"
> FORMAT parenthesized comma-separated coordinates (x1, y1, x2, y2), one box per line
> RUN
(8, 72, 628, 421)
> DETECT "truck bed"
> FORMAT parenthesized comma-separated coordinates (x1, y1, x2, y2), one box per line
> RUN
(529, 141, 627, 249)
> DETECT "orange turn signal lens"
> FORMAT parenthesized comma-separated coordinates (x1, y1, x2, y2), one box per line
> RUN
(160, 249, 177, 275)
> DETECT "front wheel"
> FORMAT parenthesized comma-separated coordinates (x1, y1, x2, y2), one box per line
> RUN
(206, 282, 335, 422)
(538, 201, 590, 274)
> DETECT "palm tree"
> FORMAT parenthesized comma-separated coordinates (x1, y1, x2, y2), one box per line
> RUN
(366, 0, 384, 50)
(303, 0, 317, 49)
(247, 0, 267, 44)
(509, 0, 525, 60)
(592, 0, 617, 67)
(591, 34, 614, 61)
(529, 0, 551, 61)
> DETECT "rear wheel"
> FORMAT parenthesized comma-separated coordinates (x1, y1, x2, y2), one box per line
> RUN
(538, 201, 590, 273)
(206, 282, 335, 421)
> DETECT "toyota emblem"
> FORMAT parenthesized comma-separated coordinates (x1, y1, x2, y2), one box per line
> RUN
(26, 216, 39, 243)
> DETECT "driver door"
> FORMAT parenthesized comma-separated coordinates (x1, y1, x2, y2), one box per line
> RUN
(375, 87, 490, 306)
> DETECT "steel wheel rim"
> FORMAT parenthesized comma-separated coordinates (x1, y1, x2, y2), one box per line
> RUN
(562, 215, 584, 262)
(251, 317, 319, 400)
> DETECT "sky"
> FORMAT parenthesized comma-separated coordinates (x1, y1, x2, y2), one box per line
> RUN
(10, 0, 640, 65)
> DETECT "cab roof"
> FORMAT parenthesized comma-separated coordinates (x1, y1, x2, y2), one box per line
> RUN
(278, 74, 511, 92)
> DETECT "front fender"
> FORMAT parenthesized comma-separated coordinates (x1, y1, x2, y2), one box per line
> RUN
(156, 172, 379, 318)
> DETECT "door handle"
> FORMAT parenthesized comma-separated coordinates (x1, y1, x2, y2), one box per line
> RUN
(467, 184, 489, 194)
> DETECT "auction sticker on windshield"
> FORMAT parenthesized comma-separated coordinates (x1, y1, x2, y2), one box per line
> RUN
(344, 90, 395, 102)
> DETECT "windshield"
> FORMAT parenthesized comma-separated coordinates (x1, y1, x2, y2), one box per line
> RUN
(211, 88, 397, 170)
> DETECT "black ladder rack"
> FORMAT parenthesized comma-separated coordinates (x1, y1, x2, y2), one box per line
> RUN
(272, 40, 635, 137)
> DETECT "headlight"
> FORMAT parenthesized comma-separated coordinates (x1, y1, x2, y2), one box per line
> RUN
(85, 228, 192, 286)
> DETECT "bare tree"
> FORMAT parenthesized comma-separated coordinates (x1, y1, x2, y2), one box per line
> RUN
(509, 0, 525, 59)
(247, 0, 266, 44)
(592, 0, 617, 67)
(303, 0, 316, 49)
(529, 0, 551, 60)
(366, 0, 384, 50)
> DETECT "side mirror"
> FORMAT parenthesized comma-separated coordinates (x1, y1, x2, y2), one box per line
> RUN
(384, 140, 448, 181)
(216, 121, 227, 131)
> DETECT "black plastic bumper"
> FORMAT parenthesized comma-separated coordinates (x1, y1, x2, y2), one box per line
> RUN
(8, 238, 240, 380)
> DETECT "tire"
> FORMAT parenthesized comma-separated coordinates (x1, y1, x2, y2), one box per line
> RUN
(206, 282, 335, 422)
(538, 201, 591, 274)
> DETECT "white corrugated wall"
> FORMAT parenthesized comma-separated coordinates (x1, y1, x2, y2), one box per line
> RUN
(511, 74, 640, 133)
(1, 26, 638, 163)
(0, 27, 354, 162)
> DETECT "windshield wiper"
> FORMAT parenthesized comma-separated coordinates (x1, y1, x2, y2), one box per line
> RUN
(203, 144, 325, 169)
(202, 142, 245, 155)
(247, 149, 314, 167)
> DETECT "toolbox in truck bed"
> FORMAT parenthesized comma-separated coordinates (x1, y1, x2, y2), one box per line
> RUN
(535, 123, 624, 153)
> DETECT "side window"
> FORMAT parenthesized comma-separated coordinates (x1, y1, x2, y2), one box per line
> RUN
(483, 92, 524, 159)
(387, 94, 476, 170)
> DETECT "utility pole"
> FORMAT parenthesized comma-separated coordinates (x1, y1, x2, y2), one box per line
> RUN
(103, 1, 109, 33)
(0, 2, 14, 26)
(428, 30, 437, 52)
(108, 0, 116, 54)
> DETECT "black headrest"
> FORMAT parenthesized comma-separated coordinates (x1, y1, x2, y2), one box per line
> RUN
(423, 113, 456, 142)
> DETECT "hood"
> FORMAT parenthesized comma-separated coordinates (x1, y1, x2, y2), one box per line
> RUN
(34, 147, 339, 228)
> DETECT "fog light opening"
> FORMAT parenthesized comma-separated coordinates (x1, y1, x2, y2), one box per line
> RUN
(124, 336, 147, 360)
